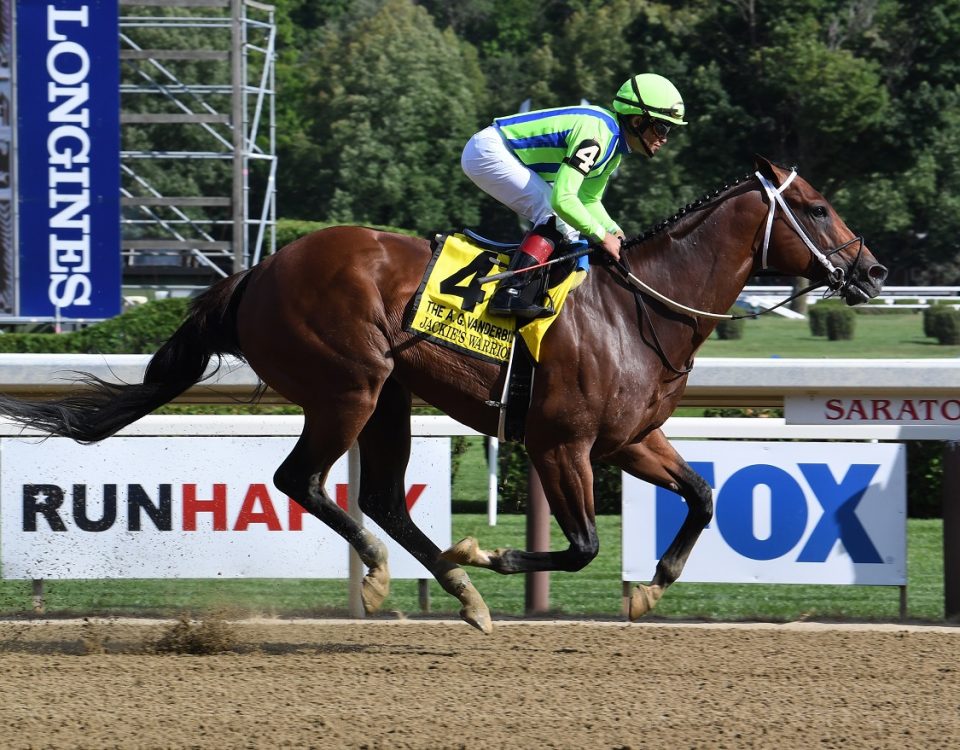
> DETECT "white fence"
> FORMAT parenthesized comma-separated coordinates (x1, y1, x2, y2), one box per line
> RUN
(0, 355, 957, 617)
(739, 285, 960, 315)
(1, 354, 958, 409)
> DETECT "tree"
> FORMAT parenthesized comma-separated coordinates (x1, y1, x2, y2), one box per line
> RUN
(276, 0, 487, 233)
(750, 20, 891, 188)
(264, 0, 960, 280)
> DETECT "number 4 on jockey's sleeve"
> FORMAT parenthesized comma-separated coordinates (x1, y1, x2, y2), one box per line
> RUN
(460, 72, 688, 320)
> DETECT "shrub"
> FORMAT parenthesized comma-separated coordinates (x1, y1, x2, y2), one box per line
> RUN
(907, 441, 943, 518)
(276, 219, 334, 249)
(926, 306, 960, 345)
(497, 441, 621, 514)
(0, 333, 75, 353)
(922, 304, 949, 338)
(825, 305, 856, 340)
(276, 218, 418, 251)
(74, 298, 191, 353)
(0, 298, 190, 354)
(807, 299, 844, 336)
(715, 306, 749, 340)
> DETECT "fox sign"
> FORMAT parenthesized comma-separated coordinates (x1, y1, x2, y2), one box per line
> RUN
(622, 441, 906, 586)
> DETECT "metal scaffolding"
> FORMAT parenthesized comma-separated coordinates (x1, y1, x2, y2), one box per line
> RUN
(119, 0, 275, 287)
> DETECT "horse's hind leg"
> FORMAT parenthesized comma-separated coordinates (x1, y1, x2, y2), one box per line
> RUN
(608, 428, 713, 619)
(273, 420, 391, 614)
(357, 377, 492, 634)
(442, 439, 601, 574)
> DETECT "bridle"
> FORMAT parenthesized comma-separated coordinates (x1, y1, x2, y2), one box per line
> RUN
(755, 168, 866, 298)
(614, 169, 866, 321)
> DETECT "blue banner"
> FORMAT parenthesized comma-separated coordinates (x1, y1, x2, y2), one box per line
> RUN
(16, 0, 120, 318)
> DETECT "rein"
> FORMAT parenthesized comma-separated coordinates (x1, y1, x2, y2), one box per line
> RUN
(611, 259, 824, 321)
(619, 253, 695, 374)
(612, 168, 862, 321)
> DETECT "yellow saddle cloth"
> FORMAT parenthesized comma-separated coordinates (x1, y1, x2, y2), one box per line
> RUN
(404, 233, 586, 364)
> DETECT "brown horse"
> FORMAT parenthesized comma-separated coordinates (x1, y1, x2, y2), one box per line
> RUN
(0, 157, 886, 632)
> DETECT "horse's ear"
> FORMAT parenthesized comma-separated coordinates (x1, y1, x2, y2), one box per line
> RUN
(753, 154, 792, 185)
(753, 154, 777, 180)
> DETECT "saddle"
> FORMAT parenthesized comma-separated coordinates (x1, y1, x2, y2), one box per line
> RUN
(404, 230, 590, 442)
(462, 228, 591, 289)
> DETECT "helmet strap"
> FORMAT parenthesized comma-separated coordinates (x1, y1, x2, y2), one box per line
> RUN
(621, 115, 656, 158)
(624, 114, 645, 138)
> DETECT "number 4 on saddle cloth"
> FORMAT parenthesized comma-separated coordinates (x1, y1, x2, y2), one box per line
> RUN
(403, 231, 590, 441)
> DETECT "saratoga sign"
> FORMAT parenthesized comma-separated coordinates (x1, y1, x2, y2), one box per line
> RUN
(786, 395, 960, 425)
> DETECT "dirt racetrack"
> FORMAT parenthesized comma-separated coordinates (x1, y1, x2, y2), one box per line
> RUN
(0, 618, 957, 750)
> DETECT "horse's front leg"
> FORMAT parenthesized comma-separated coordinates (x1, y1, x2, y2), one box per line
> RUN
(357, 378, 492, 634)
(442, 440, 600, 574)
(608, 428, 713, 619)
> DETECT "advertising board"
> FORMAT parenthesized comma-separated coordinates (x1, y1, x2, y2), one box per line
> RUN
(1, 436, 451, 579)
(15, 0, 121, 318)
(786, 394, 960, 426)
(623, 441, 906, 585)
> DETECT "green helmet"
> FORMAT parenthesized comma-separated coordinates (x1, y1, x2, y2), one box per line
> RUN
(612, 73, 687, 125)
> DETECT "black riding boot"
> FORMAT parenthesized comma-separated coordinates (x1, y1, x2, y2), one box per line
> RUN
(487, 226, 559, 319)
(487, 252, 544, 319)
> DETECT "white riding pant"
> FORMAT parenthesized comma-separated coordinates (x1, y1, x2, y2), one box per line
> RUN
(461, 126, 578, 241)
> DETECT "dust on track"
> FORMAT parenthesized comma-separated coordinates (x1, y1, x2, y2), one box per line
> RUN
(0, 617, 957, 749)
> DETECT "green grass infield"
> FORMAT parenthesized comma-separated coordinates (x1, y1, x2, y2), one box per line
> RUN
(0, 516, 943, 623)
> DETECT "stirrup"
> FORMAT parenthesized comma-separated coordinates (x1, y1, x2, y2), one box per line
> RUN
(488, 288, 554, 320)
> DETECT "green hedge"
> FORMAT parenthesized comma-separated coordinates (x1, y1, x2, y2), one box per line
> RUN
(907, 441, 943, 518)
(276, 218, 418, 250)
(807, 299, 844, 336)
(825, 305, 856, 340)
(922, 305, 941, 338)
(0, 298, 191, 354)
(924, 305, 960, 345)
(496, 441, 623, 515)
(495, 407, 944, 518)
(714, 305, 749, 340)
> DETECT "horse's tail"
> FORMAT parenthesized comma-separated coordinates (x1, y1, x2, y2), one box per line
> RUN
(0, 270, 254, 443)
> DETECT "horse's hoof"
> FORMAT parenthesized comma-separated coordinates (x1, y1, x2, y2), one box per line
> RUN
(361, 564, 390, 614)
(460, 603, 494, 635)
(628, 583, 663, 620)
(440, 537, 489, 566)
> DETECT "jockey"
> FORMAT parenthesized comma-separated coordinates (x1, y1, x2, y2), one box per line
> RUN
(461, 73, 687, 319)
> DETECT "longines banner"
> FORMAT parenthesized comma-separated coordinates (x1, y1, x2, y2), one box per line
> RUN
(15, 0, 120, 317)
(0, 437, 452, 580)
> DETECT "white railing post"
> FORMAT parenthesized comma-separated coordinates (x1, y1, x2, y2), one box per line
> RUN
(487, 437, 498, 526)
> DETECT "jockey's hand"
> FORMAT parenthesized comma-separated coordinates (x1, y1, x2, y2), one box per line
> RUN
(600, 232, 622, 261)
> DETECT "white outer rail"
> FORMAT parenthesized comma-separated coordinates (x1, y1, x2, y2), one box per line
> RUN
(0, 354, 957, 408)
(0, 354, 956, 527)
(0, 414, 954, 441)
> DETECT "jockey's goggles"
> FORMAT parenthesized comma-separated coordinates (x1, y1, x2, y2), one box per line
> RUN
(647, 117, 671, 139)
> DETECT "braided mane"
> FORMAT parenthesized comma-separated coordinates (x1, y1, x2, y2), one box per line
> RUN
(624, 172, 755, 250)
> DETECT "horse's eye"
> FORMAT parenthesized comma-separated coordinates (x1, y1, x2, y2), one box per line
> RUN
(811, 205, 828, 219)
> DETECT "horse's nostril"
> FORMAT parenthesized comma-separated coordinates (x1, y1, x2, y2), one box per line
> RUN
(869, 264, 888, 283)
